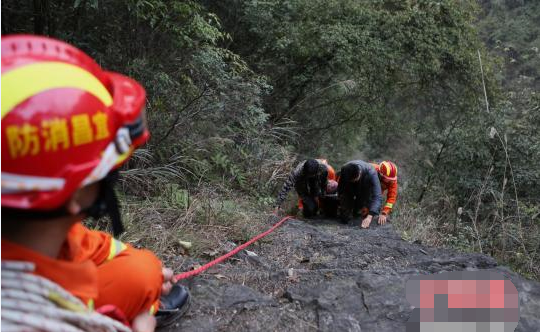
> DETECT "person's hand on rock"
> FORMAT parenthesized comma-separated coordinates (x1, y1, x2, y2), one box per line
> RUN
(361, 214, 373, 228)
(379, 214, 387, 225)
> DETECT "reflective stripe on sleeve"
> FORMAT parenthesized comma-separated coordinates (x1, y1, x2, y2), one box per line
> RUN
(87, 299, 95, 310)
(107, 238, 127, 261)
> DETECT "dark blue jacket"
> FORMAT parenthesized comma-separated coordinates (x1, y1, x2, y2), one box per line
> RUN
(341, 160, 382, 215)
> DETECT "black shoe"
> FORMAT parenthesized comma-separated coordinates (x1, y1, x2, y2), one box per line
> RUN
(155, 284, 191, 328)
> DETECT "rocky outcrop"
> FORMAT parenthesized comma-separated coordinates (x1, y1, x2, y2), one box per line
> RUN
(162, 217, 540, 331)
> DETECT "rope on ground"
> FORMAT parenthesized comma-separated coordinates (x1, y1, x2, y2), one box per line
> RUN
(174, 215, 293, 281)
(1, 261, 131, 332)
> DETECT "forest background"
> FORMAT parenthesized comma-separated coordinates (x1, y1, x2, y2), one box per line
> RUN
(3, 0, 539, 279)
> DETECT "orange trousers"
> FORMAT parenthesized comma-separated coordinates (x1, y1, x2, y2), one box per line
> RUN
(2, 222, 163, 322)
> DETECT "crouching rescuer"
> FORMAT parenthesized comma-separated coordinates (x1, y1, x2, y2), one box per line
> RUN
(274, 159, 335, 217)
(338, 160, 383, 228)
(370, 161, 398, 225)
(1, 35, 189, 331)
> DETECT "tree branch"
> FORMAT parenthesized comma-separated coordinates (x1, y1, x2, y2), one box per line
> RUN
(155, 86, 209, 145)
(417, 115, 463, 203)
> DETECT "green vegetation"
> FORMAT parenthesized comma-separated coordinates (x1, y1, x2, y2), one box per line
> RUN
(395, 0, 540, 279)
(477, 0, 540, 87)
(2, 0, 538, 279)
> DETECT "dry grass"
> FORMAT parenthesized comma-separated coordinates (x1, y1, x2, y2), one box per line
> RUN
(394, 205, 446, 248)
(394, 196, 540, 281)
(114, 186, 271, 269)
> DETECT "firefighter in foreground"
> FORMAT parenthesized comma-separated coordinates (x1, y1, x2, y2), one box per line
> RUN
(275, 159, 335, 217)
(337, 160, 383, 228)
(370, 161, 398, 225)
(1, 35, 188, 331)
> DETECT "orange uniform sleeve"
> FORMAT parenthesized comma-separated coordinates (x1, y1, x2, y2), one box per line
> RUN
(94, 246, 163, 321)
(327, 165, 336, 181)
(65, 223, 163, 321)
(61, 222, 113, 265)
(382, 181, 398, 215)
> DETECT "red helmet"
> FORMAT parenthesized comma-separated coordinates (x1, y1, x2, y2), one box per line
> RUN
(378, 161, 398, 181)
(1, 35, 149, 210)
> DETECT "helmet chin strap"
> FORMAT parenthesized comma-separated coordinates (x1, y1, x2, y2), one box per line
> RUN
(82, 171, 124, 237)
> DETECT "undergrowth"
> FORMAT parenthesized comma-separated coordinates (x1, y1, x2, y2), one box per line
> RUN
(88, 186, 274, 269)
(395, 196, 540, 281)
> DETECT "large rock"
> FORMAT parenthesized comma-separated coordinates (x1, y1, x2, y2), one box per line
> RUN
(162, 217, 540, 331)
